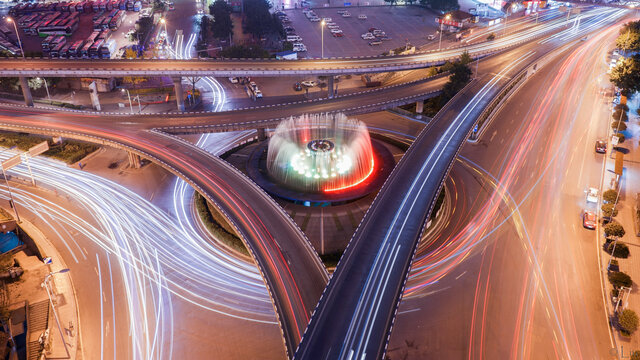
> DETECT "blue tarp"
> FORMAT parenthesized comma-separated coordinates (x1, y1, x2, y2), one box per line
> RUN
(0, 232, 21, 254)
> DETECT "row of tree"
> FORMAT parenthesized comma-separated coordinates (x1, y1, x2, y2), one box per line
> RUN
(610, 20, 640, 95)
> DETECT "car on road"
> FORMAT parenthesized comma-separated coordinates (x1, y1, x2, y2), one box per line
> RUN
(368, 40, 382, 46)
(301, 80, 317, 87)
(168, 3, 175, 10)
(358, 14, 367, 20)
(595, 140, 607, 153)
(254, 89, 263, 98)
(293, 82, 303, 91)
(582, 210, 597, 229)
(427, 34, 436, 40)
(228, 77, 239, 84)
(586, 187, 599, 203)
(197, 8, 203, 14)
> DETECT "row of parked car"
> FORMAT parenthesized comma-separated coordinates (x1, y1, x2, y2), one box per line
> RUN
(361, 27, 389, 46)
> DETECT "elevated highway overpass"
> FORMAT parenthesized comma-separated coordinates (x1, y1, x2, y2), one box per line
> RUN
(0, 6, 626, 359)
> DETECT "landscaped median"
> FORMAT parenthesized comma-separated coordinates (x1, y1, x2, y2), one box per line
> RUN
(0, 131, 98, 164)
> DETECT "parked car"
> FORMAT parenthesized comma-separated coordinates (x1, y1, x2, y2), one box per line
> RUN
(228, 77, 239, 83)
(368, 40, 382, 46)
(301, 80, 317, 87)
(582, 210, 597, 229)
(427, 34, 436, 40)
(332, 31, 343, 37)
(330, 28, 343, 33)
(309, 17, 321, 22)
(327, 24, 339, 29)
(293, 82, 303, 91)
(361, 33, 375, 40)
(358, 14, 367, 20)
(254, 89, 263, 98)
(322, 17, 332, 21)
(586, 187, 599, 203)
(342, 12, 351, 17)
(595, 140, 607, 153)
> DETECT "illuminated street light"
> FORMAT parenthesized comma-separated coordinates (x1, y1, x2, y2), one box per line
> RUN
(121, 88, 134, 114)
(42, 269, 71, 359)
(6, 17, 24, 59)
(37, 77, 51, 102)
(439, 14, 451, 51)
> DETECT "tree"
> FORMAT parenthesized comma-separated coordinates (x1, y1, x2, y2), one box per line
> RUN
(616, 21, 640, 52)
(603, 189, 618, 203)
(487, 33, 496, 41)
(615, 133, 626, 144)
(610, 55, 640, 94)
(602, 203, 619, 217)
(604, 222, 626, 238)
(243, 0, 282, 38)
(442, 62, 472, 99)
(615, 103, 629, 112)
(612, 109, 629, 122)
(619, 309, 639, 335)
(459, 50, 472, 65)
(612, 121, 627, 131)
(219, 45, 270, 58)
(609, 271, 632, 288)
(607, 241, 630, 258)
(420, 0, 459, 11)
(209, 0, 233, 40)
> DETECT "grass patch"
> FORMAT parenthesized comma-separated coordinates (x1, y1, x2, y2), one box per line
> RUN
(194, 191, 249, 256)
(320, 251, 343, 268)
(0, 131, 98, 164)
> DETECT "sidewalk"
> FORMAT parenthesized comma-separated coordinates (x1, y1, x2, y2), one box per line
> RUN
(602, 92, 640, 354)
(11, 216, 80, 360)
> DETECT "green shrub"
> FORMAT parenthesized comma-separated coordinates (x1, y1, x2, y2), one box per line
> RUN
(612, 121, 627, 131)
(615, 103, 629, 112)
(602, 203, 619, 217)
(194, 192, 248, 255)
(603, 189, 619, 203)
(605, 222, 626, 238)
(619, 309, 639, 335)
(606, 241, 630, 258)
(609, 271, 632, 288)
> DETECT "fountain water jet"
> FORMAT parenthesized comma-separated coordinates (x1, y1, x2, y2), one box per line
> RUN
(267, 113, 375, 193)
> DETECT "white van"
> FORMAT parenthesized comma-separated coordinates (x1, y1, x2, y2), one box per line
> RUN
(287, 35, 303, 42)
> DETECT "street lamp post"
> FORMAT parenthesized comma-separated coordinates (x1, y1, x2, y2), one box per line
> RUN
(504, 4, 516, 36)
(321, 20, 325, 59)
(38, 78, 51, 102)
(6, 17, 24, 59)
(122, 88, 133, 114)
(438, 14, 451, 51)
(135, 95, 142, 113)
(42, 269, 71, 359)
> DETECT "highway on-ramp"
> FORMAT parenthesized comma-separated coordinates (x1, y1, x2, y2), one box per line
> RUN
(293, 8, 627, 360)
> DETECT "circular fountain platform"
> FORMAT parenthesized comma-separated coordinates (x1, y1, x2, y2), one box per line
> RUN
(247, 138, 394, 206)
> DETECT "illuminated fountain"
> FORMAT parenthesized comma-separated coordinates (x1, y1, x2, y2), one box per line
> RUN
(267, 113, 375, 193)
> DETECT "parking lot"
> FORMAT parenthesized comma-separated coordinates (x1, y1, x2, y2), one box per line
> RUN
(284, 6, 443, 58)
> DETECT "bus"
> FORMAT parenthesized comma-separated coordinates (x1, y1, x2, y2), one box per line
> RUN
(89, 39, 104, 58)
(99, 39, 116, 58)
(18, 14, 40, 27)
(97, 29, 112, 42)
(49, 42, 66, 58)
(41, 35, 57, 49)
(38, 19, 78, 37)
(79, 40, 94, 58)
(109, 11, 124, 29)
(67, 40, 85, 58)
(133, 1, 141, 11)
(100, 16, 111, 30)
(58, 43, 72, 58)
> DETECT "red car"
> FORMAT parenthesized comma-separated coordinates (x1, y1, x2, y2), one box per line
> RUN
(595, 140, 607, 153)
(583, 210, 597, 229)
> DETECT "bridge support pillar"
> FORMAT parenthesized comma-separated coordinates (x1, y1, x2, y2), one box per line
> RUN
(257, 128, 267, 141)
(415, 99, 424, 119)
(128, 151, 141, 169)
(327, 76, 335, 99)
(173, 76, 185, 112)
(19, 77, 33, 107)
